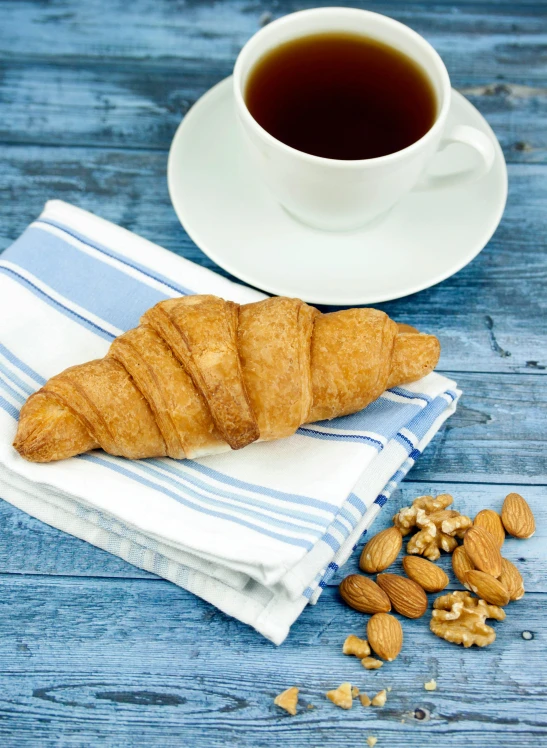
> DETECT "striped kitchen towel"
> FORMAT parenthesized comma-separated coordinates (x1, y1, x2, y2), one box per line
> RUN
(0, 201, 460, 644)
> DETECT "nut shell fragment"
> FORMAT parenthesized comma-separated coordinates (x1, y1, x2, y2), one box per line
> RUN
(371, 689, 387, 707)
(362, 656, 383, 670)
(326, 682, 353, 710)
(274, 687, 299, 715)
(343, 634, 371, 659)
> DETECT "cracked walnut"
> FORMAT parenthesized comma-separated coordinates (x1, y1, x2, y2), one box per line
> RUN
(393, 494, 472, 561)
(430, 590, 506, 647)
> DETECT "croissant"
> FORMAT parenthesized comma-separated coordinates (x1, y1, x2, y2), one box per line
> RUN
(13, 295, 440, 463)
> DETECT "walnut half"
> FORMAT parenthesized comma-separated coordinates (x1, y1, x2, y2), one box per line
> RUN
(393, 494, 472, 561)
(430, 590, 506, 647)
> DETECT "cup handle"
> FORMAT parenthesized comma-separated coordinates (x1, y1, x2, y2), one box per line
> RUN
(417, 125, 496, 190)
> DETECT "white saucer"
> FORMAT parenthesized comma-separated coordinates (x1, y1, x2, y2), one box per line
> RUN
(168, 76, 507, 306)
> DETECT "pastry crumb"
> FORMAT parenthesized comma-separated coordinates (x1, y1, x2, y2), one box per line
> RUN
(424, 679, 437, 691)
(343, 634, 371, 658)
(351, 685, 360, 698)
(367, 737, 378, 747)
(274, 686, 299, 715)
(362, 656, 383, 670)
(371, 689, 387, 707)
(326, 682, 353, 709)
(360, 693, 372, 707)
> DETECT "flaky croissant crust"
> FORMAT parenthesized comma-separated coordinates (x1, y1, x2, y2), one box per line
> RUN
(14, 295, 440, 462)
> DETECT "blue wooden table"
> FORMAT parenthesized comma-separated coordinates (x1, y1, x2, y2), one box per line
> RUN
(1, 1, 546, 746)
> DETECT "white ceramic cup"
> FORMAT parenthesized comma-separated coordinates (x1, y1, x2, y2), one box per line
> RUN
(233, 7, 495, 232)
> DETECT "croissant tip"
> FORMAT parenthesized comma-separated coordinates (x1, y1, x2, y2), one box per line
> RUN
(12, 431, 50, 462)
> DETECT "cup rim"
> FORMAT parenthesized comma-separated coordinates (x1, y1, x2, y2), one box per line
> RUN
(233, 7, 452, 169)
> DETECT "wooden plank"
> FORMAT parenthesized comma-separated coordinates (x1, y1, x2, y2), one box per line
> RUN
(411, 372, 547, 484)
(0, 63, 544, 163)
(0, 144, 545, 374)
(0, 0, 545, 162)
(0, 574, 544, 747)
(1, 482, 544, 591)
(1, 0, 546, 81)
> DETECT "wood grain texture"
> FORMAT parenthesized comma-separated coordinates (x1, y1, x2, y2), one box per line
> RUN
(1, 0, 546, 77)
(0, 144, 546, 374)
(0, 577, 544, 747)
(0, 65, 544, 162)
(0, 1, 546, 746)
(0, 0, 545, 161)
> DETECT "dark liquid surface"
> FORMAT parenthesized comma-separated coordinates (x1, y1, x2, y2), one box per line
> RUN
(244, 32, 437, 160)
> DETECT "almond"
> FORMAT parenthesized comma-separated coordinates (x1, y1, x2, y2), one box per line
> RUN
(474, 509, 505, 548)
(465, 570, 510, 606)
(367, 612, 403, 661)
(339, 575, 392, 614)
(402, 555, 449, 593)
(498, 557, 525, 601)
(360, 527, 402, 573)
(452, 545, 475, 588)
(463, 525, 502, 577)
(376, 573, 428, 619)
(501, 493, 536, 539)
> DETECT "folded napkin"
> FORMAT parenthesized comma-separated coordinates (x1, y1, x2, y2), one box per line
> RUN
(0, 201, 460, 644)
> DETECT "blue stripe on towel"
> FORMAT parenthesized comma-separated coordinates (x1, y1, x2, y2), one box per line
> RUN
(389, 386, 432, 403)
(0, 372, 27, 404)
(147, 459, 333, 525)
(0, 359, 36, 397)
(5, 225, 171, 332)
(160, 459, 340, 514)
(0, 343, 46, 386)
(297, 427, 384, 448)
(0, 395, 19, 420)
(127, 459, 329, 534)
(79, 454, 314, 550)
(347, 493, 366, 514)
(36, 218, 193, 297)
(0, 264, 115, 342)
(311, 395, 422, 434)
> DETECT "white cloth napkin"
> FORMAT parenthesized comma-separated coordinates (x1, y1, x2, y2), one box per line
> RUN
(0, 201, 460, 644)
